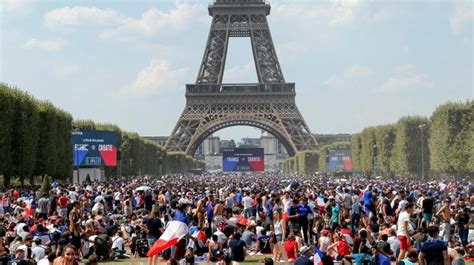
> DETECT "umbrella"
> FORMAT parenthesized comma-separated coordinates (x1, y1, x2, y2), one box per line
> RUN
(135, 186, 152, 192)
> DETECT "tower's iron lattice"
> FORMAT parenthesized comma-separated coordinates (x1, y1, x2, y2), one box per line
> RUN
(165, 0, 317, 156)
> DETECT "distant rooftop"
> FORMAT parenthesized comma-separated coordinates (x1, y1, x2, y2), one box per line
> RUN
(215, 0, 264, 4)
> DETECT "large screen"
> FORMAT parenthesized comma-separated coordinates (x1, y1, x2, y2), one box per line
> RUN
(222, 148, 264, 172)
(72, 130, 118, 167)
(328, 149, 352, 172)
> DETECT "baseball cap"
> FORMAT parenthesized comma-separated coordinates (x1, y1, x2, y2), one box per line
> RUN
(299, 246, 311, 254)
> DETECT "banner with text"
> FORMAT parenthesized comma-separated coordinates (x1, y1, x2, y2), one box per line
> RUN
(223, 148, 264, 172)
(72, 130, 118, 167)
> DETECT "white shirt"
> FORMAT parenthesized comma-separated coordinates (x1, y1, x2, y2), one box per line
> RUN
(387, 236, 400, 256)
(94, 195, 104, 203)
(15, 223, 26, 235)
(68, 191, 78, 202)
(397, 211, 410, 236)
(242, 196, 253, 209)
(282, 197, 291, 212)
(37, 258, 51, 265)
(214, 231, 227, 244)
(32, 245, 46, 262)
(318, 236, 331, 252)
(92, 202, 104, 214)
(274, 220, 283, 235)
(111, 236, 125, 250)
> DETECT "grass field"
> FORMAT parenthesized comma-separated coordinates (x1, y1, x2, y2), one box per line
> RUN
(81, 255, 266, 265)
(80, 255, 474, 265)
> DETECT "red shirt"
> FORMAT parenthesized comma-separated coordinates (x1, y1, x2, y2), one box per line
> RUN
(284, 239, 298, 260)
(13, 190, 19, 200)
(337, 239, 350, 256)
(58, 196, 68, 209)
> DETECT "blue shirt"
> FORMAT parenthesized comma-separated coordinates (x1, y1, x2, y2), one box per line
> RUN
(363, 191, 373, 206)
(420, 238, 447, 265)
(331, 204, 340, 223)
(294, 255, 312, 265)
(352, 254, 374, 265)
(173, 209, 189, 225)
(236, 192, 242, 204)
(297, 204, 312, 217)
(375, 253, 390, 265)
(266, 198, 274, 215)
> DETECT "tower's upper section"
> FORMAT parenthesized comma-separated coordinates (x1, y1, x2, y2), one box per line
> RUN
(210, 0, 270, 16)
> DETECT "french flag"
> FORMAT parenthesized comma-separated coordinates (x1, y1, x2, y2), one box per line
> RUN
(147, 221, 188, 257)
(192, 230, 207, 248)
(314, 246, 324, 265)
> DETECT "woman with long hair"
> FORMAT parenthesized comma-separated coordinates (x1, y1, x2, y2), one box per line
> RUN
(272, 211, 288, 265)
(53, 245, 78, 265)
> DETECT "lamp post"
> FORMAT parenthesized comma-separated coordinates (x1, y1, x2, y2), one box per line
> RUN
(418, 124, 427, 181)
(158, 155, 163, 176)
(20, 111, 27, 187)
(372, 144, 377, 178)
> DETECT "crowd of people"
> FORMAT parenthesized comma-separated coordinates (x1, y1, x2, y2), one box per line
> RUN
(0, 173, 472, 265)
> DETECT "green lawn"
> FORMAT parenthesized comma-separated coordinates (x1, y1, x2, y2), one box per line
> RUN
(80, 255, 474, 265)
(81, 255, 267, 264)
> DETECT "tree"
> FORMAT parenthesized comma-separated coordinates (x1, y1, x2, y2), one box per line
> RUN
(0, 85, 15, 186)
(84, 174, 92, 185)
(295, 151, 319, 174)
(429, 101, 473, 178)
(351, 134, 362, 173)
(40, 175, 51, 197)
(393, 116, 430, 177)
(374, 124, 396, 176)
(35, 102, 59, 178)
(360, 127, 377, 175)
(11, 90, 40, 185)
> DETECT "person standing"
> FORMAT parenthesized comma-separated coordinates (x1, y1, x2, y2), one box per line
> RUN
(57, 192, 69, 219)
(455, 200, 470, 247)
(296, 197, 312, 244)
(329, 197, 340, 231)
(272, 211, 288, 265)
(37, 194, 49, 220)
(242, 192, 253, 219)
(436, 198, 452, 242)
(397, 202, 414, 260)
(48, 190, 57, 216)
(421, 192, 435, 226)
(418, 226, 449, 265)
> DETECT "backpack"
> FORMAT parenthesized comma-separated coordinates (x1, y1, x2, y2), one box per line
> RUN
(135, 238, 149, 258)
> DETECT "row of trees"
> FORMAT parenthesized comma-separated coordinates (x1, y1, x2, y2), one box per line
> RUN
(72, 120, 202, 177)
(0, 84, 203, 186)
(0, 84, 73, 186)
(280, 142, 350, 174)
(351, 101, 472, 179)
(281, 101, 472, 179)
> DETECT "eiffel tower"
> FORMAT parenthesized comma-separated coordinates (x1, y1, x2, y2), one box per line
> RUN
(165, 0, 317, 156)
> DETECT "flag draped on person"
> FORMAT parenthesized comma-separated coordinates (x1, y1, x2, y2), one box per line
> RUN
(314, 246, 324, 265)
(192, 230, 207, 248)
(147, 220, 188, 257)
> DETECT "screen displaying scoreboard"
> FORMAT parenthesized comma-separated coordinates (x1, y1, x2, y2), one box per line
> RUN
(222, 148, 264, 172)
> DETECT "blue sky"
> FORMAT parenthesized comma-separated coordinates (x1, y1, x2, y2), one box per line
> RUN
(1, 0, 472, 141)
